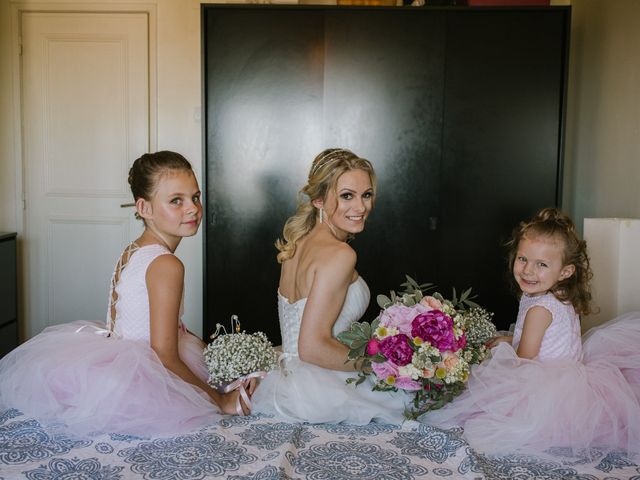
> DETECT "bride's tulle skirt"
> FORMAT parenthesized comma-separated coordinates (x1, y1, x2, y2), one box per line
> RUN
(420, 312, 640, 457)
(0, 321, 221, 437)
(252, 355, 413, 425)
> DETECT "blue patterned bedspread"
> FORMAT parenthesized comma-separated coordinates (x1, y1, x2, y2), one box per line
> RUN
(1, 408, 638, 479)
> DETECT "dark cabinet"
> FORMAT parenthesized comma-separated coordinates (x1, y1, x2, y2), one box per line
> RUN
(203, 6, 569, 339)
(0, 233, 18, 358)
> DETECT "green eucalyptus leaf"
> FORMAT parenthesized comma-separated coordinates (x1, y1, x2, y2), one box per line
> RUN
(351, 345, 366, 358)
(377, 294, 392, 309)
(336, 332, 360, 344)
(406, 275, 420, 290)
(419, 282, 435, 292)
(371, 317, 381, 331)
(354, 321, 372, 338)
(402, 293, 414, 306)
(371, 353, 388, 363)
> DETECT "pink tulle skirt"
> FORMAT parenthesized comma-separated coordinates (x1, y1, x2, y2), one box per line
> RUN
(421, 312, 640, 458)
(0, 321, 221, 437)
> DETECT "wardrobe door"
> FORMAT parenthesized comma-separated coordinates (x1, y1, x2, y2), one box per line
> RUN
(323, 9, 445, 324)
(204, 7, 446, 340)
(204, 9, 326, 341)
(203, 6, 569, 338)
(439, 10, 569, 329)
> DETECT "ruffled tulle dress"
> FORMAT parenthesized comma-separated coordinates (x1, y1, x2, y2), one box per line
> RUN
(0, 244, 220, 437)
(420, 292, 640, 458)
(252, 277, 413, 424)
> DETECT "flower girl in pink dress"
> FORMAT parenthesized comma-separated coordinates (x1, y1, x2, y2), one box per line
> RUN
(0, 151, 249, 437)
(423, 208, 640, 458)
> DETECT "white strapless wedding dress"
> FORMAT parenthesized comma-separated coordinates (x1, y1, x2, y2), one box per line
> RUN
(252, 277, 411, 424)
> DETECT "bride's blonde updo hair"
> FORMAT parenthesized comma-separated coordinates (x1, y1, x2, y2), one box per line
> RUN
(275, 148, 376, 263)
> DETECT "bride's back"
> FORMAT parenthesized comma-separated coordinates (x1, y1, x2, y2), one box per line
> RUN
(279, 228, 356, 304)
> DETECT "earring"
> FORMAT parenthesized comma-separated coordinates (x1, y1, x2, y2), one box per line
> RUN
(319, 207, 324, 224)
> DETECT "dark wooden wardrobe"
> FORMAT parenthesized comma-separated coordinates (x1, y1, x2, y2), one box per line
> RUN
(202, 5, 570, 340)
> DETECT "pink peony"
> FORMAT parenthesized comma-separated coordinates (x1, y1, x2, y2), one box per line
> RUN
(366, 338, 380, 356)
(371, 359, 398, 379)
(379, 334, 414, 366)
(378, 304, 425, 336)
(420, 295, 444, 311)
(411, 310, 458, 351)
(394, 376, 422, 391)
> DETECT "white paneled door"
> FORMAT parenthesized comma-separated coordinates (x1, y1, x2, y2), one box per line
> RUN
(21, 12, 149, 337)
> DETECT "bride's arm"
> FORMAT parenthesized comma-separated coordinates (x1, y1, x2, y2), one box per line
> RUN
(297, 244, 361, 372)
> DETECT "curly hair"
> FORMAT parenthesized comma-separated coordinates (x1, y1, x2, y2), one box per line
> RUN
(275, 148, 376, 263)
(506, 207, 594, 316)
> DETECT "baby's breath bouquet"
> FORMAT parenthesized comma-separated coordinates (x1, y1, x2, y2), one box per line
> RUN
(338, 276, 496, 419)
(204, 316, 278, 390)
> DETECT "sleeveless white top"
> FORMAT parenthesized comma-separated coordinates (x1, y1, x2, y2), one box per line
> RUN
(109, 244, 183, 341)
(512, 292, 582, 361)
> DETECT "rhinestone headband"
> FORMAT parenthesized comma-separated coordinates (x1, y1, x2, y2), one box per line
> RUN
(309, 149, 353, 178)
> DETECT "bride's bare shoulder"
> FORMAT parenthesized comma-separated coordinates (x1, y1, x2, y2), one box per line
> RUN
(302, 227, 351, 254)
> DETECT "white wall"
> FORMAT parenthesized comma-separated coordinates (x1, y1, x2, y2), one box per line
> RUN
(583, 218, 640, 331)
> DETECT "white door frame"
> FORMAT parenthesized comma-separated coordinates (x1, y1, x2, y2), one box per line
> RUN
(9, 1, 158, 338)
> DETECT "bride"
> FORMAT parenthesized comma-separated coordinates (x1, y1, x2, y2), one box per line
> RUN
(252, 148, 410, 424)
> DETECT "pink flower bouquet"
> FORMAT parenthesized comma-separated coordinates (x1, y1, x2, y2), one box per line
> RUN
(337, 276, 496, 419)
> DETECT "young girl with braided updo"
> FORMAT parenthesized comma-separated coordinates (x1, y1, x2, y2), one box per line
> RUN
(422, 208, 640, 458)
(0, 151, 251, 437)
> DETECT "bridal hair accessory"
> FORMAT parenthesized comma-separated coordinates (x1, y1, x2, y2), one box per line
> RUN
(309, 148, 353, 178)
(120, 201, 141, 219)
(204, 315, 278, 415)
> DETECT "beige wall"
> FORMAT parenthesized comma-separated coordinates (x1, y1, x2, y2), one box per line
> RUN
(563, 0, 640, 227)
(0, 0, 17, 232)
(562, 0, 640, 323)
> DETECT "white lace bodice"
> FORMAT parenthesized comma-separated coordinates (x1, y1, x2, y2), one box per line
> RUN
(277, 277, 370, 356)
(108, 244, 182, 342)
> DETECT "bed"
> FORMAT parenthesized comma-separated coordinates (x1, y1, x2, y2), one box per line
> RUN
(1, 407, 638, 479)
